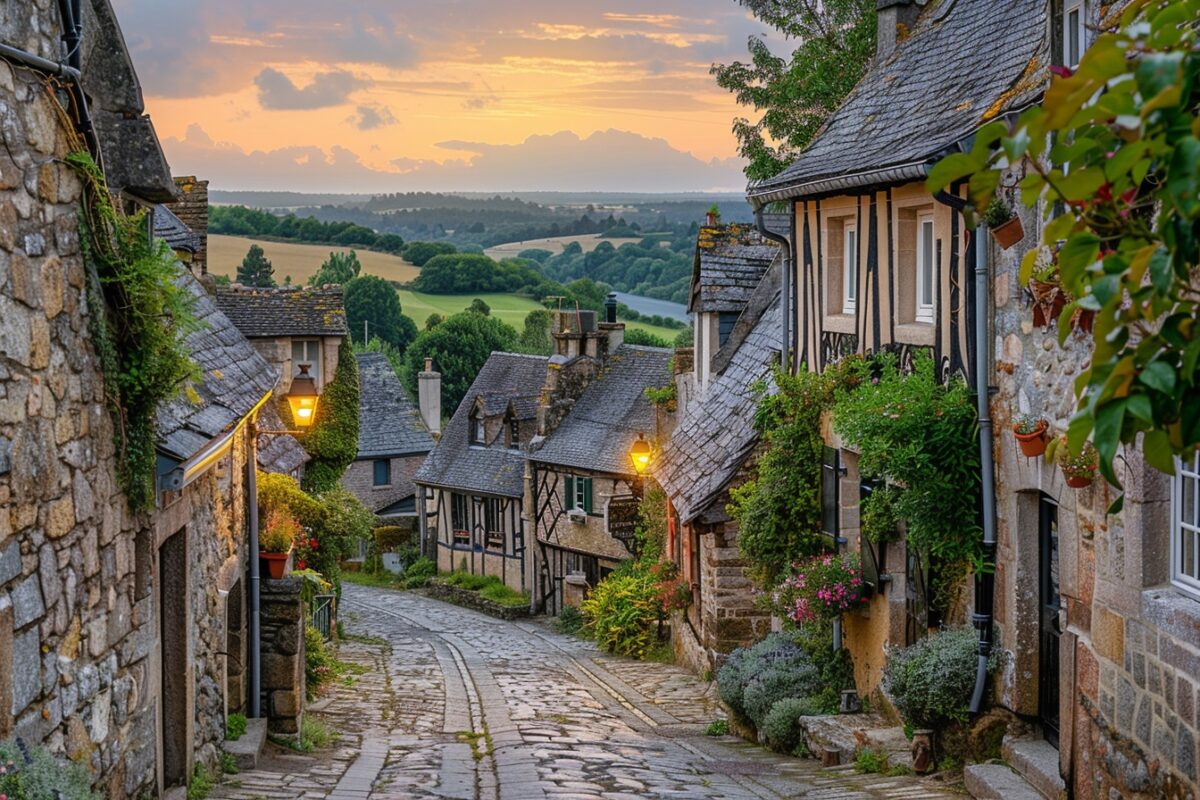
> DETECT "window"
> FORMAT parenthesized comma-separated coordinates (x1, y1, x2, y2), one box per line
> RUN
(718, 312, 740, 347)
(564, 475, 593, 514)
(291, 340, 321, 386)
(484, 498, 504, 550)
(506, 414, 520, 450)
(451, 493, 469, 546)
(916, 214, 935, 323)
(1064, 0, 1085, 68)
(470, 410, 485, 445)
(1173, 454, 1200, 599)
(843, 225, 858, 314)
(372, 459, 391, 487)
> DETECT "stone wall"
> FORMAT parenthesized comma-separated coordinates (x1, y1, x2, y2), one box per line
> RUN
(260, 576, 304, 736)
(424, 581, 531, 621)
(0, 24, 160, 796)
(168, 176, 208, 273)
(988, 149, 1198, 796)
(341, 452, 425, 516)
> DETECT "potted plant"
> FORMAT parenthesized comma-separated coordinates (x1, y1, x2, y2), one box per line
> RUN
(706, 204, 721, 226)
(775, 552, 869, 624)
(260, 509, 300, 579)
(1012, 413, 1048, 457)
(1054, 437, 1099, 488)
(1026, 247, 1069, 329)
(983, 195, 1024, 249)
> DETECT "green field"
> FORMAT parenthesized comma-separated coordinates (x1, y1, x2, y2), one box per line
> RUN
(397, 291, 682, 343)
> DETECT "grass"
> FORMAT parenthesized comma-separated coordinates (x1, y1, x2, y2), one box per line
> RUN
(187, 764, 214, 800)
(225, 712, 247, 741)
(483, 232, 643, 260)
(270, 716, 340, 753)
(341, 569, 405, 589)
(208, 235, 420, 285)
(441, 570, 531, 607)
(705, 719, 729, 736)
(219, 753, 239, 775)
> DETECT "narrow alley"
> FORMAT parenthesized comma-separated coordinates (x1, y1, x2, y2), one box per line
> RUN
(210, 585, 962, 800)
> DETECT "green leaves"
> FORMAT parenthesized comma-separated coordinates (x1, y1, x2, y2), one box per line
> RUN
(1167, 137, 1200, 218)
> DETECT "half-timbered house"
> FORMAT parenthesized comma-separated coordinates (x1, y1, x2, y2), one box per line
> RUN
(744, 0, 1047, 697)
(414, 352, 547, 593)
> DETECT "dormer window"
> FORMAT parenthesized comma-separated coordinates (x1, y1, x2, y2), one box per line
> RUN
(291, 340, 321, 387)
(470, 409, 485, 445)
(506, 413, 520, 450)
(1063, 0, 1085, 68)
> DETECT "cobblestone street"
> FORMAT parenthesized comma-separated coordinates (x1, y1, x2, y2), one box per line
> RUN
(210, 585, 964, 800)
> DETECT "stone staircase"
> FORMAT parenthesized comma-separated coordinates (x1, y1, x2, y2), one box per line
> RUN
(221, 717, 268, 771)
(965, 736, 1065, 800)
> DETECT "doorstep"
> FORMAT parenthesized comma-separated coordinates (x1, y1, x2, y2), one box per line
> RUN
(222, 717, 268, 771)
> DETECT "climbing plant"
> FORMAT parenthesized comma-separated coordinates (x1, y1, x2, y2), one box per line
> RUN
(927, 0, 1200, 496)
(66, 151, 197, 511)
(300, 342, 360, 493)
(727, 367, 834, 588)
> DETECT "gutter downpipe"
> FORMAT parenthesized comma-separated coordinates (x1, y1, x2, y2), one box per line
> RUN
(247, 419, 262, 719)
(933, 188, 995, 713)
(753, 207, 791, 367)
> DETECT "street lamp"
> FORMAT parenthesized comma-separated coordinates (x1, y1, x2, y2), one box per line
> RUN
(286, 364, 320, 428)
(630, 433, 652, 475)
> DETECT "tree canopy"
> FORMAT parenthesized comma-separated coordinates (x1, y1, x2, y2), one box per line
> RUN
(712, 0, 876, 181)
(309, 250, 362, 286)
(402, 312, 519, 413)
(402, 241, 457, 266)
(344, 274, 418, 353)
(237, 244, 276, 287)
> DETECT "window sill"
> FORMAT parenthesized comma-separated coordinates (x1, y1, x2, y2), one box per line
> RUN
(823, 314, 856, 335)
(372, 485, 393, 490)
(1141, 587, 1200, 643)
(894, 322, 936, 347)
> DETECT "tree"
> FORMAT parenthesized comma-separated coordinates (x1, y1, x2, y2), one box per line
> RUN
(712, 0, 876, 181)
(518, 309, 554, 355)
(467, 298, 491, 316)
(425, 313, 445, 330)
(344, 274, 417, 353)
(402, 312, 519, 413)
(623, 328, 671, 348)
(237, 244, 276, 287)
(308, 250, 361, 286)
(301, 343, 360, 493)
(402, 241, 457, 267)
(927, 0, 1200, 496)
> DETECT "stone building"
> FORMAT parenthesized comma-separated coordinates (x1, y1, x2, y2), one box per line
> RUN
(214, 284, 348, 396)
(0, 2, 295, 795)
(415, 352, 548, 593)
(656, 234, 782, 674)
(342, 352, 434, 525)
(528, 334, 673, 616)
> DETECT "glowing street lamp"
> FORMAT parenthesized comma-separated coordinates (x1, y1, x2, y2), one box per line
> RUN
(286, 364, 319, 428)
(630, 433, 652, 476)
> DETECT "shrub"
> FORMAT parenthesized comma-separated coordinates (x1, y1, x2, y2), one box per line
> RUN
(717, 632, 823, 726)
(557, 604, 585, 634)
(226, 712, 248, 741)
(580, 565, 661, 658)
(478, 582, 530, 607)
(762, 697, 821, 754)
(374, 526, 412, 552)
(774, 552, 868, 624)
(855, 747, 890, 774)
(716, 646, 751, 717)
(400, 557, 436, 588)
(883, 625, 1002, 729)
(0, 740, 100, 800)
(301, 343, 361, 493)
(705, 719, 729, 737)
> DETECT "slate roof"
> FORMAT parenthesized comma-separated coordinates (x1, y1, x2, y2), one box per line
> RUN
(256, 403, 309, 475)
(214, 285, 348, 339)
(655, 297, 781, 524)
(356, 353, 435, 459)
(414, 353, 549, 498)
(156, 271, 279, 463)
(690, 225, 779, 314)
(749, 0, 1047, 202)
(532, 345, 673, 476)
(153, 205, 202, 254)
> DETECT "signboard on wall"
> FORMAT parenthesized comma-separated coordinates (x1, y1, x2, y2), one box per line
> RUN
(606, 495, 640, 555)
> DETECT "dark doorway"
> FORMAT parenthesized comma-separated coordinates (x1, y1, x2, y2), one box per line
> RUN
(159, 528, 188, 788)
(1038, 495, 1061, 748)
(905, 547, 930, 646)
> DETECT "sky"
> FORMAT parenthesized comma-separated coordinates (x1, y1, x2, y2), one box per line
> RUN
(111, 1, 776, 194)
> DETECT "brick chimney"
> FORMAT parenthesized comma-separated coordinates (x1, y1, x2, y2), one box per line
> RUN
(418, 357, 442, 437)
(168, 176, 209, 274)
(876, 0, 921, 61)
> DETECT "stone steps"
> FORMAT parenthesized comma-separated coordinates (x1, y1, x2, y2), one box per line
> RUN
(965, 736, 1065, 800)
(222, 717, 268, 771)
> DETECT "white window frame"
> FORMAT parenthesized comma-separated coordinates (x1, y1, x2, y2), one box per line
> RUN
(915, 213, 935, 323)
(843, 224, 858, 315)
(1064, 0, 1085, 69)
(1172, 453, 1200, 600)
(573, 477, 588, 510)
(291, 339, 321, 385)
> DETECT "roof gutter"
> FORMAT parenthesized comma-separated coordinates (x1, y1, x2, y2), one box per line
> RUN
(754, 210, 792, 370)
(158, 391, 274, 492)
(748, 160, 932, 209)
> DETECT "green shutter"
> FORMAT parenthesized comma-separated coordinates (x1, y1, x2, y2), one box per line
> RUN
(582, 478, 593, 514)
(564, 476, 575, 510)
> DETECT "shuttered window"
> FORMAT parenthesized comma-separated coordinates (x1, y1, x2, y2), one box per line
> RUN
(564, 475, 593, 513)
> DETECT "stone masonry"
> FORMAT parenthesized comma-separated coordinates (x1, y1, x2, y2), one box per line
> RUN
(260, 576, 305, 736)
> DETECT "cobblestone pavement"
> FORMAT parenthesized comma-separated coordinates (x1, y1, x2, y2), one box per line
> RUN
(209, 584, 964, 800)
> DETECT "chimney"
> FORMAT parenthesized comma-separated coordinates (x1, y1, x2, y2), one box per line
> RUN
(876, 0, 920, 61)
(168, 176, 209, 274)
(604, 292, 618, 324)
(418, 357, 442, 437)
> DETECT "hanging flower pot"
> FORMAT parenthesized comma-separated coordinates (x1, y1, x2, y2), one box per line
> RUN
(1029, 279, 1068, 329)
(1012, 415, 1048, 457)
(990, 216, 1025, 250)
(1054, 437, 1098, 488)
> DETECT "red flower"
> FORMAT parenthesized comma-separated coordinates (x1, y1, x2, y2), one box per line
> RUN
(1049, 65, 1074, 78)
(309, 538, 319, 549)
(296, 559, 307, 570)
(1095, 183, 1113, 203)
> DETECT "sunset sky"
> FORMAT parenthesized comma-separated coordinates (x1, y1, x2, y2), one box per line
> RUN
(111, 1, 777, 193)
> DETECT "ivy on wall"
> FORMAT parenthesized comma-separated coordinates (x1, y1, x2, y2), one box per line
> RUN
(67, 151, 197, 510)
(300, 342, 360, 493)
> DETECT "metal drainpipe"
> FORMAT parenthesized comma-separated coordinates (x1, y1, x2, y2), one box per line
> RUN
(754, 207, 791, 362)
(969, 221, 996, 714)
(247, 423, 262, 718)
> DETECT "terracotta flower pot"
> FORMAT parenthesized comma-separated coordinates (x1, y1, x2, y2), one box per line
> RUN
(911, 729, 935, 774)
(260, 551, 290, 579)
(1065, 473, 1094, 489)
(1014, 421, 1048, 457)
(990, 215, 1025, 250)
(1029, 279, 1068, 329)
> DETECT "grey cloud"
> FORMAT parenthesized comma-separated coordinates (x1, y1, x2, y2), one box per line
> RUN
(255, 68, 369, 110)
(350, 105, 397, 130)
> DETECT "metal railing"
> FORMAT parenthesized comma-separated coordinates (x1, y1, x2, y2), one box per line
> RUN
(311, 594, 336, 640)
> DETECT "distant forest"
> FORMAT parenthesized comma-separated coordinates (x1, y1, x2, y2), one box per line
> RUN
(207, 190, 739, 304)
